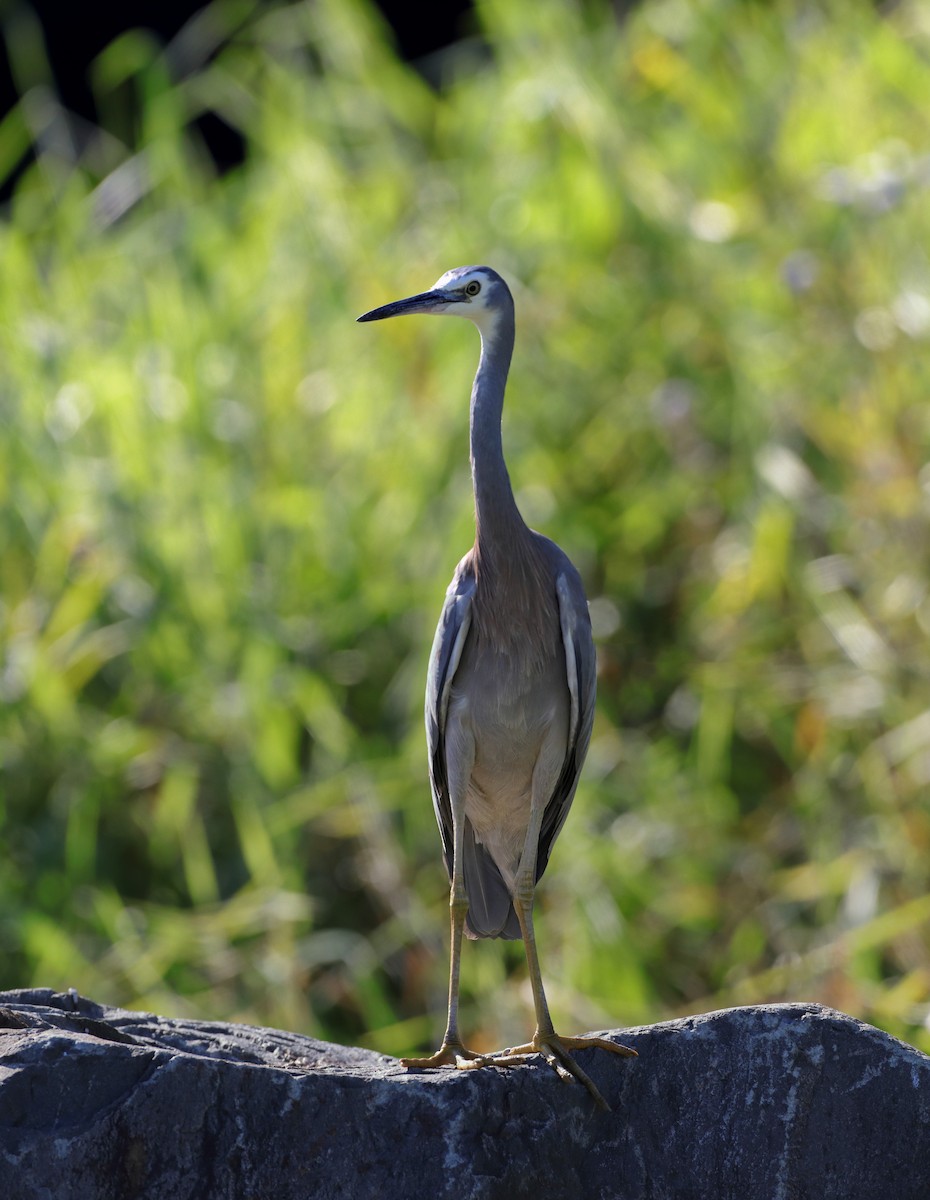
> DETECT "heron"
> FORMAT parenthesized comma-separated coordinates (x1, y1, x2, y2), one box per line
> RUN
(357, 265, 635, 1109)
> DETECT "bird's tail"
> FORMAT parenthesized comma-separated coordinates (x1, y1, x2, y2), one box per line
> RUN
(462, 823, 521, 940)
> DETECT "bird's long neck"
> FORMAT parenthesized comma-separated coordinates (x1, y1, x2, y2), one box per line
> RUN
(468, 309, 558, 664)
(470, 310, 524, 554)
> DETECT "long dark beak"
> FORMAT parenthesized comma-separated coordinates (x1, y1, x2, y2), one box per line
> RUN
(356, 289, 455, 323)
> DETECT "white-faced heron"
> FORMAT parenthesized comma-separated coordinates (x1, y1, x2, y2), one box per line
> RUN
(358, 266, 635, 1108)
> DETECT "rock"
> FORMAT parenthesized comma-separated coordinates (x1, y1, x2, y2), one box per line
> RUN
(0, 988, 928, 1199)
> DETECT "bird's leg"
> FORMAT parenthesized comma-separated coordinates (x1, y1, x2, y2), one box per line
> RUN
(401, 877, 483, 1069)
(477, 764, 636, 1109)
(488, 888, 633, 1109)
(401, 735, 485, 1071)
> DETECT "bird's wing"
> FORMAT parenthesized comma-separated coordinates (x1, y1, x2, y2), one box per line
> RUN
(535, 569, 598, 882)
(424, 557, 476, 879)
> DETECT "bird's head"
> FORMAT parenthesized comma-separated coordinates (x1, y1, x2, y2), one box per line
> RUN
(357, 265, 512, 340)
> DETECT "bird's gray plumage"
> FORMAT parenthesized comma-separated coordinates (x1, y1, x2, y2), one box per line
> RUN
(357, 265, 632, 1109)
(425, 541, 596, 939)
(378, 266, 600, 940)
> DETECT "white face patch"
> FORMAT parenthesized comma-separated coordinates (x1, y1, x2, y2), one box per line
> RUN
(431, 269, 501, 340)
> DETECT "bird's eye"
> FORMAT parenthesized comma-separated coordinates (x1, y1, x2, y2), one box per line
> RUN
(464, 281, 481, 297)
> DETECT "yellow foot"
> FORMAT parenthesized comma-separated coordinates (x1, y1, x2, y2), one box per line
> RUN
(484, 1032, 637, 1111)
(400, 1041, 490, 1071)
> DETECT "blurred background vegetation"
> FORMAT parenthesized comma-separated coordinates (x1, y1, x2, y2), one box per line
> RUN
(2, 0, 930, 1059)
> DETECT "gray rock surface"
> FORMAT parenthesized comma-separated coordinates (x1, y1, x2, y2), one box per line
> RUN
(1, 988, 928, 1199)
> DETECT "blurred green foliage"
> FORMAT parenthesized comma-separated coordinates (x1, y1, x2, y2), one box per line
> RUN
(2, 0, 930, 1057)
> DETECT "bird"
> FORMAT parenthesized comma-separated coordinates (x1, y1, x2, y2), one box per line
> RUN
(357, 265, 635, 1109)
